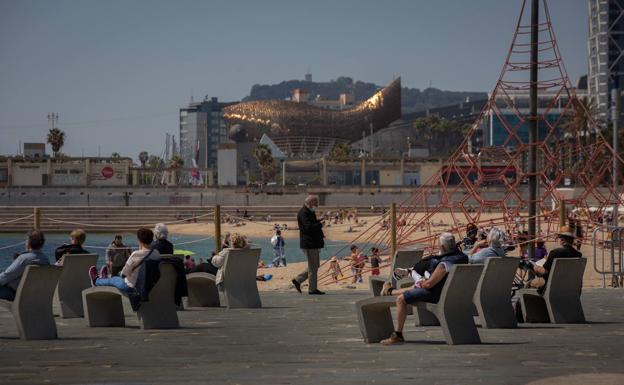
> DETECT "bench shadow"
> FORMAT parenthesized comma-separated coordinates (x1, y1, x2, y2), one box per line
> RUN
(406, 340, 529, 346)
(584, 320, 624, 325)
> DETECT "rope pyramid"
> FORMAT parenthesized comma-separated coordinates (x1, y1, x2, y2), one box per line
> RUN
(347, 0, 624, 258)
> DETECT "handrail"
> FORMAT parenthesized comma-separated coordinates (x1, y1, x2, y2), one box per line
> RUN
(592, 225, 624, 288)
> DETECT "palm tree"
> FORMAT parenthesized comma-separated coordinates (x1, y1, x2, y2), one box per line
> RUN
(328, 142, 351, 161)
(254, 143, 276, 184)
(148, 155, 164, 169)
(168, 155, 184, 169)
(139, 151, 149, 168)
(111, 152, 121, 160)
(46, 128, 66, 157)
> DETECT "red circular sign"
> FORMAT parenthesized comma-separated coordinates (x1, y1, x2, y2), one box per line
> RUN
(101, 166, 115, 179)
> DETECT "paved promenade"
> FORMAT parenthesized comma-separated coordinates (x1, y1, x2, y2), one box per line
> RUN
(1, 289, 623, 385)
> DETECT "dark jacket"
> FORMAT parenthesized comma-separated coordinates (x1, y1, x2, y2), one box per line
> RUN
(298, 206, 324, 249)
(413, 249, 469, 290)
(128, 257, 188, 311)
(151, 239, 174, 255)
(54, 244, 90, 262)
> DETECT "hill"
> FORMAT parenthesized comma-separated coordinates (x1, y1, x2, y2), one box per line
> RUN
(243, 76, 487, 113)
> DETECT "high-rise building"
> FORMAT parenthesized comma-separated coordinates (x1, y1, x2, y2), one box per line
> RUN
(179, 97, 238, 169)
(588, 0, 624, 120)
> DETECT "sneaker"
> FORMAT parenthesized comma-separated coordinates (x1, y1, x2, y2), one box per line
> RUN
(99, 265, 109, 279)
(88, 266, 98, 287)
(381, 332, 405, 345)
(381, 281, 393, 296)
(308, 289, 325, 295)
(393, 268, 410, 280)
(292, 279, 302, 294)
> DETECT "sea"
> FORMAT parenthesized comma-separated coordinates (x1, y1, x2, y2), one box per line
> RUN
(0, 232, 357, 270)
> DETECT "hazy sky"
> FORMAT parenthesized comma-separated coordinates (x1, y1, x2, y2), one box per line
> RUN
(0, 0, 588, 160)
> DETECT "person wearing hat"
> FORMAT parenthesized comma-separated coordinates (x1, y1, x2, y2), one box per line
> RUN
(327, 256, 343, 284)
(530, 225, 582, 290)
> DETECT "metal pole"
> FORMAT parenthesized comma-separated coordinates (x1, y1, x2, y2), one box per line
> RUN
(528, 0, 539, 261)
(34, 207, 40, 230)
(612, 88, 620, 227)
(214, 205, 221, 253)
(390, 203, 397, 258)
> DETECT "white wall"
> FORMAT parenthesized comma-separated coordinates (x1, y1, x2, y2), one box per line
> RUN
(217, 148, 237, 186)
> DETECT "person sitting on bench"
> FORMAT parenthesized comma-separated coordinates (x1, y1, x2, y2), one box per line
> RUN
(525, 226, 581, 292)
(89, 228, 160, 293)
(0, 230, 49, 301)
(379, 232, 468, 345)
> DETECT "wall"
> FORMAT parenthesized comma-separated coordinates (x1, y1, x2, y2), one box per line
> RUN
(379, 169, 402, 186)
(90, 163, 128, 186)
(12, 163, 46, 186)
(217, 146, 237, 186)
(51, 163, 86, 186)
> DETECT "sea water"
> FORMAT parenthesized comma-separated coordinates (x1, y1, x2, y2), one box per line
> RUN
(0, 232, 355, 270)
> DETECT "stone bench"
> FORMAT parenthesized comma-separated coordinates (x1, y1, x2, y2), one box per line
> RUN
(0, 265, 63, 340)
(82, 263, 179, 329)
(369, 248, 424, 296)
(473, 257, 519, 328)
(515, 257, 586, 323)
(220, 248, 262, 309)
(356, 264, 484, 345)
(186, 272, 220, 307)
(55, 253, 99, 318)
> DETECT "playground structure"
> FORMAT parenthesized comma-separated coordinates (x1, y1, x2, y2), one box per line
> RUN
(337, 0, 624, 269)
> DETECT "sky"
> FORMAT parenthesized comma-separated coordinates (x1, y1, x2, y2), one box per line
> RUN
(0, 0, 589, 160)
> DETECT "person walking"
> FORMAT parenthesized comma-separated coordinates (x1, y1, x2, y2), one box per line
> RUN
(270, 230, 286, 267)
(292, 195, 325, 295)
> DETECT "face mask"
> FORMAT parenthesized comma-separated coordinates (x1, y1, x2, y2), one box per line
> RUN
(310, 207, 316, 213)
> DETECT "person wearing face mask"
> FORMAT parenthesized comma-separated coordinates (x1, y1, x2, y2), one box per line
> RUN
(292, 194, 325, 295)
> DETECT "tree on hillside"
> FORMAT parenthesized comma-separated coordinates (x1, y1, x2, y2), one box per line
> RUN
(46, 128, 66, 158)
(139, 151, 149, 168)
(414, 116, 469, 157)
(328, 142, 352, 161)
(254, 143, 276, 184)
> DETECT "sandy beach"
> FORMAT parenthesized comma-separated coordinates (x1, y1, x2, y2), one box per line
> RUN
(168, 212, 607, 291)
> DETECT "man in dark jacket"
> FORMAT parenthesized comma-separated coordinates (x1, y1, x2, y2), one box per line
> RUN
(54, 229, 90, 264)
(292, 195, 325, 295)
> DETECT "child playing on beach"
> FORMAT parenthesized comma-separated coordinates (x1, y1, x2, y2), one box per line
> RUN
(328, 256, 343, 283)
(347, 245, 365, 283)
(369, 247, 381, 276)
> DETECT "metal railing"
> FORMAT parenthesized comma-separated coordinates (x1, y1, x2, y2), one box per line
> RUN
(593, 225, 624, 288)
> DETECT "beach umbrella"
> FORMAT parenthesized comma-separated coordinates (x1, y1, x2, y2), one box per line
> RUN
(173, 249, 196, 256)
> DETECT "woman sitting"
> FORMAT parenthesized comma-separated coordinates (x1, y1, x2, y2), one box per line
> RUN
(88, 228, 160, 293)
(468, 227, 506, 264)
(210, 232, 248, 288)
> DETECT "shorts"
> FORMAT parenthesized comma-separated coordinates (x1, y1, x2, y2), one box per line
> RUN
(402, 286, 441, 305)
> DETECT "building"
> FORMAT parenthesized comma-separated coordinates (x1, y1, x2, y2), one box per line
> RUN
(179, 96, 238, 170)
(23, 143, 46, 158)
(486, 88, 588, 147)
(588, 0, 624, 120)
(350, 98, 487, 157)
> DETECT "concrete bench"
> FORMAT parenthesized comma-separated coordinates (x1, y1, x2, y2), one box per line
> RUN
(55, 253, 99, 318)
(473, 257, 518, 328)
(516, 258, 586, 324)
(0, 265, 63, 340)
(186, 272, 220, 307)
(220, 248, 262, 309)
(82, 263, 179, 329)
(356, 264, 483, 345)
(369, 248, 424, 296)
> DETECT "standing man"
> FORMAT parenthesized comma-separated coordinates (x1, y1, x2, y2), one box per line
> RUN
(292, 195, 325, 295)
(105, 234, 131, 277)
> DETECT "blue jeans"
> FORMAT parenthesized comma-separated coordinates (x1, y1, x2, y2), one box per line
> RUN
(403, 286, 442, 305)
(271, 248, 286, 266)
(95, 276, 133, 293)
(0, 285, 16, 301)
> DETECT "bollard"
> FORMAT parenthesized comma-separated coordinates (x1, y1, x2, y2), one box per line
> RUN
(34, 207, 41, 230)
(214, 205, 221, 253)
